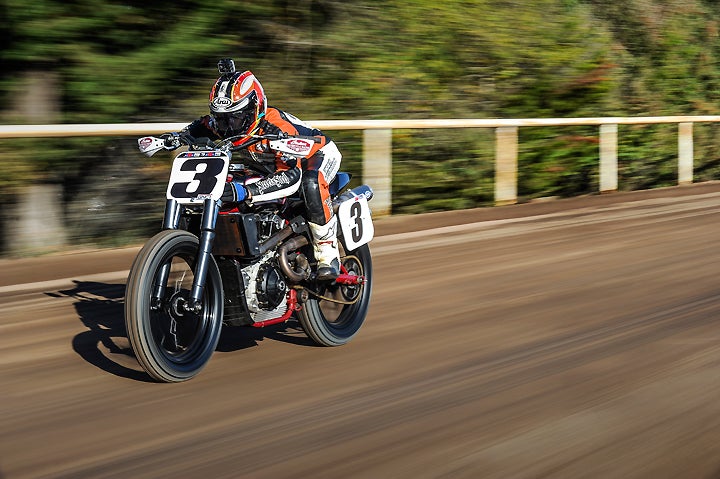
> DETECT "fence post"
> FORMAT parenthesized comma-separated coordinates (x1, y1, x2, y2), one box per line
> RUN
(362, 128, 392, 216)
(6, 184, 67, 255)
(678, 122, 693, 185)
(495, 126, 518, 205)
(599, 123, 618, 192)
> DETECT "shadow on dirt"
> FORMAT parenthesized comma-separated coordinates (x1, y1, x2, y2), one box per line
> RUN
(47, 280, 314, 382)
(46, 281, 150, 382)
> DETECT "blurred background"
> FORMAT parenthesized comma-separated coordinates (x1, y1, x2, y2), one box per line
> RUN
(2, 0, 720, 254)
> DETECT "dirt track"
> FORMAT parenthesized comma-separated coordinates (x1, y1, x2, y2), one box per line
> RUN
(3, 183, 720, 478)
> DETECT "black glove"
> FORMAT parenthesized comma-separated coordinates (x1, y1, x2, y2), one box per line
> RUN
(263, 122, 285, 139)
(160, 131, 194, 149)
(160, 132, 181, 149)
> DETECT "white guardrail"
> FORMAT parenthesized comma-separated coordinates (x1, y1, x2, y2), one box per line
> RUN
(3, 116, 720, 217)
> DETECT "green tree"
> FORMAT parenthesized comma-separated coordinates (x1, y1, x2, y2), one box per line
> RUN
(2, 0, 720, 249)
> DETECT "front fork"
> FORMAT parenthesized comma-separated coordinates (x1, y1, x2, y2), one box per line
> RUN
(152, 198, 219, 312)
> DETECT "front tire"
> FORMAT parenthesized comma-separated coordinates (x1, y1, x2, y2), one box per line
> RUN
(297, 244, 372, 346)
(125, 230, 223, 382)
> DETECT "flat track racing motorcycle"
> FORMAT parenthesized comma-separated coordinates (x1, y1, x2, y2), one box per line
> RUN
(125, 132, 375, 382)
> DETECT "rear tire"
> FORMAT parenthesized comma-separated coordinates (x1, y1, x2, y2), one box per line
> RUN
(125, 230, 223, 382)
(297, 244, 372, 346)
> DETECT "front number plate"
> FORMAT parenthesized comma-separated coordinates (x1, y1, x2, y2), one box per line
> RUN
(338, 195, 374, 251)
(166, 152, 230, 204)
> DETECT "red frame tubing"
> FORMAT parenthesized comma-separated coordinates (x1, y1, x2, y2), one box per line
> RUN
(249, 270, 364, 328)
(251, 289, 300, 328)
(335, 274, 365, 285)
(335, 263, 365, 285)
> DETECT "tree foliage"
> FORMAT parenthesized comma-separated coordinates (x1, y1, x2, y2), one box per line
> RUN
(2, 0, 720, 246)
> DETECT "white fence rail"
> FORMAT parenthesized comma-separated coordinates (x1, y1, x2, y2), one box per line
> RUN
(3, 115, 720, 216)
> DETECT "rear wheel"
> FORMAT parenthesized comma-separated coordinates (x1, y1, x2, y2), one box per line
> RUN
(297, 244, 372, 346)
(125, 230, 223, 382)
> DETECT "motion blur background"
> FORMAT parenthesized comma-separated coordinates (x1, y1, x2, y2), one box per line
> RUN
(2, 0, 720, 254)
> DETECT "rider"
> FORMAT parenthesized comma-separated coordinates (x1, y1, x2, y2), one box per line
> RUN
(164, 59, 342, 281)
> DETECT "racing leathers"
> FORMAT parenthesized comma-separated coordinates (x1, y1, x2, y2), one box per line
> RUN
(181, 107, 342, 279)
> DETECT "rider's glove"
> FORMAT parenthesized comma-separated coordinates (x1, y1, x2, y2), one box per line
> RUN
(160, 132, 182, 149)
(160, 131, 194, 150)
(263, 122, 285, 138)
(221, 181, 249, 203)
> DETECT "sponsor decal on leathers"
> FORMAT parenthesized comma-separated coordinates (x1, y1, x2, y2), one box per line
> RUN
(255, 174, 292, 194)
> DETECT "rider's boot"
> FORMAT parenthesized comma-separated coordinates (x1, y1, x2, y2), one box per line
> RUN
(309, 215, 340, 281)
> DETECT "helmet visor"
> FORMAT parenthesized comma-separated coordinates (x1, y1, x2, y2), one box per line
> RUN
(214, 112, 253, 136)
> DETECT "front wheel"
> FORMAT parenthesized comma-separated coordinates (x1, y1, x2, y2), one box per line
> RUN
(125, 230, 223, 382)
(297, 244, 373, 346)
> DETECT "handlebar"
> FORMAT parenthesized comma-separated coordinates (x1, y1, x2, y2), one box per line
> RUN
(222, 132, 322, 151)
(139, 132, 322, 157)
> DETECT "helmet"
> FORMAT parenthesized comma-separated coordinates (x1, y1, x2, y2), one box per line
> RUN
(209, 70, 266, 138)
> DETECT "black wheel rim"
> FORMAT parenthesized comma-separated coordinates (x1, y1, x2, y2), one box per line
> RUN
(318, 252, 367, 328)
(148, 246, 213, 365)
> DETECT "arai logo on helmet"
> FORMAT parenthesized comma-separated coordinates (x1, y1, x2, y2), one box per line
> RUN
(211, 97, 233, 110)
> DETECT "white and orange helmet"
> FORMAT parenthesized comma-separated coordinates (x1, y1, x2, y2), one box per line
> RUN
(209, 62, 266, 138)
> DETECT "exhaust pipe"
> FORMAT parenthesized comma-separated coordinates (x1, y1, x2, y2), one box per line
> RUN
(278, 235, 310, 283)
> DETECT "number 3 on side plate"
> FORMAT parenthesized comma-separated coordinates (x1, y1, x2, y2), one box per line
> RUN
(338, 195, 374, 251)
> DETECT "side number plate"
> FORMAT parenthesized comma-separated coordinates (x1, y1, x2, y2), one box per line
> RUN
(338, 195, 374, 251)
(166, 152, 230, 204)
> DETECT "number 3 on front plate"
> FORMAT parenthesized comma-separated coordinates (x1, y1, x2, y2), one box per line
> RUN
(166, 152, 230, 204)
(338, 195, 374, 251)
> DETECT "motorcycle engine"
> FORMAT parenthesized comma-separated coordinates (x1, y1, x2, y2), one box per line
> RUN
(255, 263, 286, 310)
(255, 212, 286, 242)
(241, 213, 290, 322)
(219, 211, 306, 326)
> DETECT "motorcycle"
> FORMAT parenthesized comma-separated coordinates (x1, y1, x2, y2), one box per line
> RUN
(125, 132, 375, 382)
